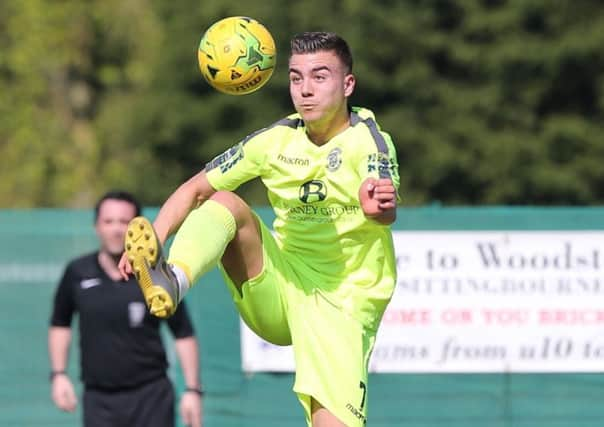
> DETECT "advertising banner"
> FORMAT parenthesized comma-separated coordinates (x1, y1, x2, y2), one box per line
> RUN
(241, 231, 604, 373)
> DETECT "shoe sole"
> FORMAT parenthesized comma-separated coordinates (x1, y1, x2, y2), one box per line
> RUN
(125, 217, 175, 318)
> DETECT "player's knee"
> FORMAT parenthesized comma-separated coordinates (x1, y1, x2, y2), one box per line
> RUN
(210, 191, 252, 225)
(210, 191, 239, 216)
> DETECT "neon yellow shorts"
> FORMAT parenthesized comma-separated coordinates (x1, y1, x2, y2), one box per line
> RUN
(219, 216, 375, 426)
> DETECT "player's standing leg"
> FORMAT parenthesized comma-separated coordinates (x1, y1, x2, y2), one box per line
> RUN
(311, 399, 347, 427)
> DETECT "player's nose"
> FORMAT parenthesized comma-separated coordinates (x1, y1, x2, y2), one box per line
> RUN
(301, 79, 313, 96)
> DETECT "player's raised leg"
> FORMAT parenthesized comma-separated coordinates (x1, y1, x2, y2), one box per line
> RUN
(204, 191, 264, 288)
(168, 191, 264, 294)
(124, 191, 263, 318)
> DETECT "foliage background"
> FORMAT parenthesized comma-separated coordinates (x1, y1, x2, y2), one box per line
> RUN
(1, 0, 604, 207)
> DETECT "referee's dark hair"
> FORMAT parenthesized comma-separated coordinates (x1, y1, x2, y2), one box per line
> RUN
(94, 190, 142, 223)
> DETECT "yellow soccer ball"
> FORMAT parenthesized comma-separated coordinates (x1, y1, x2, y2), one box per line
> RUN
(198, 16, 276, 95)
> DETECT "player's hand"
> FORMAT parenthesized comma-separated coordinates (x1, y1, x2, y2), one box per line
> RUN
(180, 390, 203, 427)
(359, 177, 397, 224)
(117, 251, 133, 281)
(51, 374, 77, 412)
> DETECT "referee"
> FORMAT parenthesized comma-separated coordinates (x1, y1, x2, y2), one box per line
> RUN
(48, 190, 203, 427)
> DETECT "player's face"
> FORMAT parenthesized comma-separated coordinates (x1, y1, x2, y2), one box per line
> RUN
(289, 50, 355, 128)
(95, 199, 137, 257)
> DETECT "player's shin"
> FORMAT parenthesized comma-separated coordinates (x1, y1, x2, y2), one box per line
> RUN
(168, 199, 237, 293)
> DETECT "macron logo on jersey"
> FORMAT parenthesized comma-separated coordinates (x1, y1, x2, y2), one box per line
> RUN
(277, 154, 310, 167)
(80, 278, 101, 289)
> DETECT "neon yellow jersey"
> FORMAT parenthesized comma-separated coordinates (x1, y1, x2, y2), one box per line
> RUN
(205, 107, 400, 330)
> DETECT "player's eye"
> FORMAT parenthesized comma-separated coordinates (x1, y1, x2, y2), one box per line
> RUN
(289, 74, 301, 83)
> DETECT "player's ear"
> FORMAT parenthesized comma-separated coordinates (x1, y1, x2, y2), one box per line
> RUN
(344, 74, 355, 97)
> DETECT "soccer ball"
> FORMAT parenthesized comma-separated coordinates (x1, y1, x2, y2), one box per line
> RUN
(197, 16, 276, 95)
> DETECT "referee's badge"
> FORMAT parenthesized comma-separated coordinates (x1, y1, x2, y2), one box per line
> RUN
(128, 302, 146, 327)
(80, 278, 101, 289)
(326, 147, 342, 172)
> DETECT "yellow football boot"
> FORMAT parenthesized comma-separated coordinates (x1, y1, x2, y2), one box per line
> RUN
(124, 217, 179, 318)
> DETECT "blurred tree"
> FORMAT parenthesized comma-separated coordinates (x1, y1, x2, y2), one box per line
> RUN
(0, 0, 164, 206)
(1, 0, 603, 207)
(365, 0, 604, 205)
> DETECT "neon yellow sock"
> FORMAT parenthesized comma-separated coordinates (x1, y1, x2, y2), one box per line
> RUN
(168, 199, 237, 286)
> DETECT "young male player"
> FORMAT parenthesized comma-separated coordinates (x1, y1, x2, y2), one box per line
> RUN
(120, 32, 399, 426)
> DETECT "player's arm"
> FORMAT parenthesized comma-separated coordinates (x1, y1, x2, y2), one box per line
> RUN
(118, 170, 216, 279)
(153, 170, 216, 244)
(358, 128, 400, 225)
(359, 177, 397, 225)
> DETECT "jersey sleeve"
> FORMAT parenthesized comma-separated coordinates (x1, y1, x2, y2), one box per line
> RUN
(166, 301, 195, 339)
(352, 108, 400, 192)
(49, 263, 76, 327)
(204, 132, 270, 191)
(358, 127, 401, 201)
(375, 132, 400, 190)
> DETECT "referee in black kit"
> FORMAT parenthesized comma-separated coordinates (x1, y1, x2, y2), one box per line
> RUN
(48, 190, 203, 427)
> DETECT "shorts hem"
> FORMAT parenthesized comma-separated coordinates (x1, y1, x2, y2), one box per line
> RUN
(294, 386, 364, 427)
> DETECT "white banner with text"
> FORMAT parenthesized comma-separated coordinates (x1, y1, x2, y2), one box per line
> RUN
(241, 231, 604, 373)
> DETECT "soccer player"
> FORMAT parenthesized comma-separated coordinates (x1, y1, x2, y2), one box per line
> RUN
(120, 32, 399, 426)
(49, 191, 203, 427)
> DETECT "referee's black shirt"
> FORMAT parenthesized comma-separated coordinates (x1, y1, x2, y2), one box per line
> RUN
(50, 252, 195, 390)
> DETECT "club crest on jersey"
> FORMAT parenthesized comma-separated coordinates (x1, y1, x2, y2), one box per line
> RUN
(206, 142, 244, 173)
(326, 147, 342, 172)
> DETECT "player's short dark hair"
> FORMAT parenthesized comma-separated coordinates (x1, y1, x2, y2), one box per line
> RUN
(290, 32, 353, 74)
(94, 190, 141, 223)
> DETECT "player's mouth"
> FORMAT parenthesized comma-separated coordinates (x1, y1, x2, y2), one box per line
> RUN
(300, 104, 317, 111)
